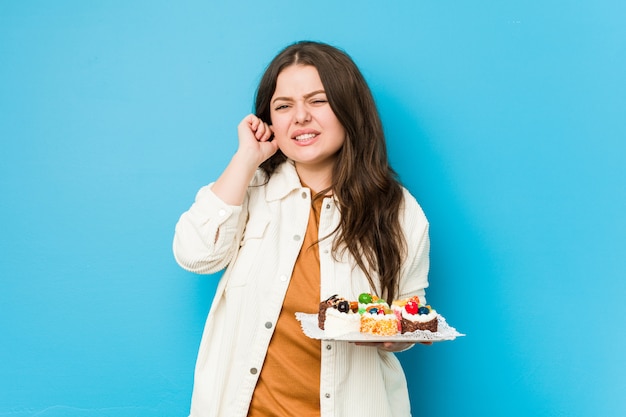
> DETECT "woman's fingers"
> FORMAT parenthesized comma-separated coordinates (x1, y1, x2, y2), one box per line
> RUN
(254, 121, 266, 140)
(254, 121, 273, 142)
(260, 123, 273, 142)
(236, 115, 277, 163)
(243, 115, 273, 142)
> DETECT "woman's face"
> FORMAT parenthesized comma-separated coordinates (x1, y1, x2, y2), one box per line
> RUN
(270, 64, 346, 175)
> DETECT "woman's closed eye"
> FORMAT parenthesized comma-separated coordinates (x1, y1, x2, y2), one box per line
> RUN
(307, 95, 329, 107)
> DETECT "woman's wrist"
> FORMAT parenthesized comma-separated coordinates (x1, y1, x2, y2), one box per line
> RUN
(211, 151, 259, 206)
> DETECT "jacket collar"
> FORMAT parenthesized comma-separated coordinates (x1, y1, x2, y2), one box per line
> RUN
(264, 160, 303, 202)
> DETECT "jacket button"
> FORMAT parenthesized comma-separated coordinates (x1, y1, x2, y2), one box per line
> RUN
(293, 235, 301, 241)
(326, 344, 332, 350)
(250, 368, 258, 375)
(265, 322, 273, 329)
(301, 192, 307, 199)
(325, 393, 331, 398)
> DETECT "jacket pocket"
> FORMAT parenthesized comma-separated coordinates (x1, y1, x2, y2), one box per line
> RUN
(226, 215, 270, 288)
(240, 215, 270, 244)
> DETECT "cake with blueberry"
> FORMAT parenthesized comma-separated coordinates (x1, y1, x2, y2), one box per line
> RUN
(359, 308, 399, 336)
(357, 293, 400, 336)
(392, 296, 438, 333)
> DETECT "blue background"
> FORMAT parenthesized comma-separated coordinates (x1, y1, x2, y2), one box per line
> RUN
(1, 1, 624, 416)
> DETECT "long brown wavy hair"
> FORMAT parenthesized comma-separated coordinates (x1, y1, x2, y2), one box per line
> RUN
(255, 41, 406, 302)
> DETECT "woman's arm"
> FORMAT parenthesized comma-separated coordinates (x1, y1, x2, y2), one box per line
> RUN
(172, 115, 277, 273)
(211, 114, 277, 205)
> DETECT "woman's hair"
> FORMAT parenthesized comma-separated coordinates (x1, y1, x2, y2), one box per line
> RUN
(255, 41, 406, 302)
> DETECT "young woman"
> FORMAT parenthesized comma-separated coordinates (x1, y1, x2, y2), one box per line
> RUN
(173, 41, 430, 417)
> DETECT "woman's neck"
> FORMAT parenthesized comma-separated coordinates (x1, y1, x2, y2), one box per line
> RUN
(295, 163, 333, 194)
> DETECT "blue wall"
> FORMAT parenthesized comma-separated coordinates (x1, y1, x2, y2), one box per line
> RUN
(1, 1, 624, 416)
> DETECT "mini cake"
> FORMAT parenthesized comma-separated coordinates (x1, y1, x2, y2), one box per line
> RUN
(358, 294, 399, 336)
(318, 294, 360, 337)
(359, 309, 399, 336)
(393, 296, 438, 333)
(323, 308, 361, 337)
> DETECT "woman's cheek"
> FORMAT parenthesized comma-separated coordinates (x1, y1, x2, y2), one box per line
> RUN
(275, 135, 291, 153)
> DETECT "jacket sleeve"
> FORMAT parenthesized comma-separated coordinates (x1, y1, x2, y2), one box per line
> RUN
(172, 184, 247, 274)
(397, 189, 431, 305)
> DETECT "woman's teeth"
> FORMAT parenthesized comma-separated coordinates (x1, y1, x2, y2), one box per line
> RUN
(294, 133, 316, 141)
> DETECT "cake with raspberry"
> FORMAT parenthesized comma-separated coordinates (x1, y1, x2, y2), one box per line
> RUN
(392, 296, 438, 333)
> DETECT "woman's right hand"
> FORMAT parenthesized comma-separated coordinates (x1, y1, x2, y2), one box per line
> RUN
(210, 115, 279, 206)
(236, 114, 279, 166)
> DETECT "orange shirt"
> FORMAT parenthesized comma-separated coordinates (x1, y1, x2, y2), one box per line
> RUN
(248, 196, 323, 417)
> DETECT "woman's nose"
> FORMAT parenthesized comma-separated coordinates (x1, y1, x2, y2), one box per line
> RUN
(294, 104, 311, 124)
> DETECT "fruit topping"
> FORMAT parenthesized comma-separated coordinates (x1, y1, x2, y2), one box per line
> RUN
(404, 300, 419, 315)
(418, 306, 430, 315)
(337, 300, 350, 313)
(358, 293, 372, 304)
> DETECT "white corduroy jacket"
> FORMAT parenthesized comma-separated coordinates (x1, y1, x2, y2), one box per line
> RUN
(173, 160, 430, 417)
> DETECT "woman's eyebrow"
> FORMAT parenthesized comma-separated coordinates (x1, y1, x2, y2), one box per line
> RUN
(272, 89, 326, 104)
